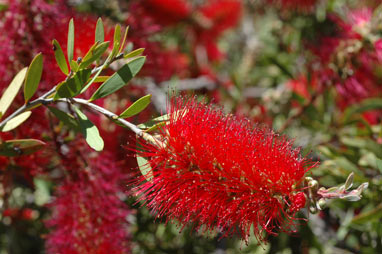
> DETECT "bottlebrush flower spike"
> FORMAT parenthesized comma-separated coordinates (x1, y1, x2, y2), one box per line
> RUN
(135, 98, 317, 243)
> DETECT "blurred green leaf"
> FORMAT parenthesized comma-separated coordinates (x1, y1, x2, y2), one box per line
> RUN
(0, 138, 45, 156)
(351, 204, 382, 224)
(0, 111, 32, 132)
(0, 67, 27, 118)
(343, 98, 382, 123)
(89, 56, 145, 101)
(73, 106, 104, 151)
(340, 136, 382, 157)
(376, 158, 382, 173)
(34, 178, 51, 206)
(95, 17, 104, 43)
(24, 53, 43, 103)
(54, 69, 91, 99)
(52, 39, 69, 75)
(67, 18, 74, 63)
(47, 106, 79, 131)
(119, 94, 151, 118)
(69, 59, 79, 72)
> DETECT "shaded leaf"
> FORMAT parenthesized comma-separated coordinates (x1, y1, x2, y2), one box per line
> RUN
(351, 204, 382, 224)
(52, 39, 69, 75)
(47, 106, 79, 131)
(73, 106, 104, 151)
(377, 158, 382, 173)
(119, 94, 151, 118)
(0, 139, 46, 157)
(54, 69, 91, 99)
(95, 17, 104, 43)
(1, 111, 32, 132)
(24, 53, 43, 103)
(343, 98, 382, 123)
(136, 142, 153, 182)
(67, 18, 74, 63)
(89, 56, 146, 101)
(0, 67, 27, 117)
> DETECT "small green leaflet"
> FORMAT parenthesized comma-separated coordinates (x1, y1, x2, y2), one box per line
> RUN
(124, 48, 145, 59)
(95, 18, 104, 43)
(0, 67, 27, 118)
(136, 142, 153, 182)
(119, 26, 129, 54)
(24, 53, 43, 103)
(78, 41, 109, 70)
(67, 18, 74, 63)
(73, 106, 104, 151)
(89, 56, 146, 101)
(47, 106, 79, 131)
(54, 69, 91, 99)
(52, 39, 69, 75)
(1, 111, 32, 132)
(0, 139, 45, 157)
(119, 94, 151, 118)
(69, 60, 79, 72)
(110, 24, 121, 59)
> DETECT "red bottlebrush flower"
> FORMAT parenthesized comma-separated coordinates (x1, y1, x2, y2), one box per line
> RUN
(268, 0, 318, 10)
(141, 0, 191, 26)
(135, 98, 316, 243)
(46, 152, 130, 254)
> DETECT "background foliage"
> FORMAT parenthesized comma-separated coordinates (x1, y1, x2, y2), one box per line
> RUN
(0, 0, 381, 253)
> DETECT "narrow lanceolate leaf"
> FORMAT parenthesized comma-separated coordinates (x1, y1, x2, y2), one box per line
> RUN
(0, 139, 46, 157)
(89, 56, 146, 101)
(92, 76, 110, 83)
(67, 18, 75, 63)
(47, 106, 79, 131)
(136, 142, 153, 182)
(73, 106, 104, 151)
(24, 53, 43, 103)
(119, 94, 151, 118)
(111, 24, 121, 59)
(119, 26, 129, 54)
(54, 69, 91, 99)
(1, 111, 32, 132)
(69, 60, 79, 72)
(124, 48, 145, 59)
(78, 41, 109, 70)
(0, 68, 27, 118)
(95, 17, 104, 43)
(52, 39, 69, 75)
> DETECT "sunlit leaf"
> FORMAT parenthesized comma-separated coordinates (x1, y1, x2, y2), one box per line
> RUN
(89, 56, 145, 101)
(119, 26, 129, 54)
(47, 106, 79, 131)
(119, 94, 151, 118)
(124, 48, 145, 59)
(78, 41, 109, 70)
(73, 106, 104, 151)
(111, 24, 121, 59)
(0, 67, 27, 117)
(0, 138, 46, 157)
(24, 53, 43, 103)
(67, 18, 74, 63)
(136, 142, 153, 182)
(52, 39, 69, 75)
(1, 111, 32, 132)
(54, 69, 91, 99)
(95, 17, 104, 43)
(69, 60, 79, 72)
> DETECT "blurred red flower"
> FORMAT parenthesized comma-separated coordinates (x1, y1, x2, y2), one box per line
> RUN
(136, 98, 315, 243)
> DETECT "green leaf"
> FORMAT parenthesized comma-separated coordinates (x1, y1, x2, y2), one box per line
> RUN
(73, 106, 104, 151)
(343, 98, 382, 123)
(24, 53, 43, 103)
(92, 76, 110, 83)
(0, 138, 46, 156)
(0, 67, 27, 117)
(95, 17, 104, 43)
(136, 142, 153, 182)
(351, 204, 382, 224)
(69, 60, 79, 72)
(47, 106, 79, 131)
(124, 48, 145, 59)
(67, 18, 74, 63)
(78, 41, 109, 70)
(138, 113, 170, 131)
(52, 39, 69, 75)
(119, 94, 151, 118)
(376, 158, 382, 173)
(54, 69, 91, 99)
(111, 24, 121, 59)
(119, 26, 129, 54)
(1, 111, 32, 132)
(89, 56, 146, 101)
